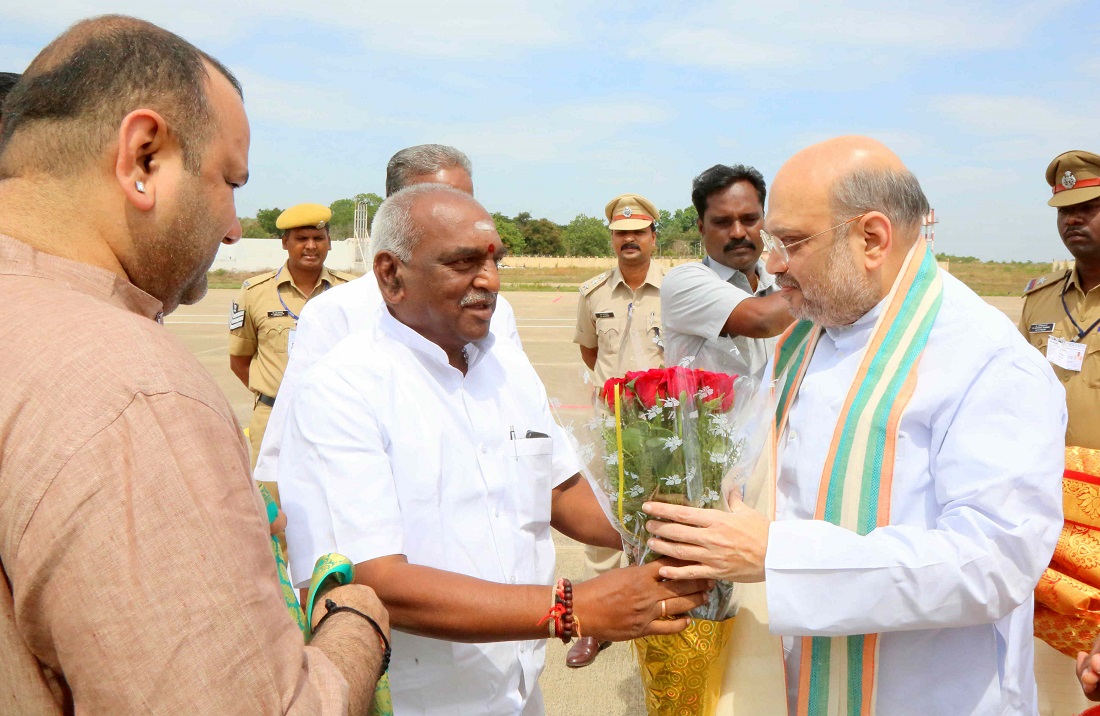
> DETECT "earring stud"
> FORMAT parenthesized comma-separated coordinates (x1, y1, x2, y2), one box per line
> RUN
(135, 181, 146, 193)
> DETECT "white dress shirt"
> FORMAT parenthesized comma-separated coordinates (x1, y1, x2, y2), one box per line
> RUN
(765, 272, 1067, 715)
(278, 305, 580, 716)
(661, 257, 777, 378)
(252, 274, 521, 486)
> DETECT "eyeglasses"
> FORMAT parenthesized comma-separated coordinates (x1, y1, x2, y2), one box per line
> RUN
(760, 214, 867, 265)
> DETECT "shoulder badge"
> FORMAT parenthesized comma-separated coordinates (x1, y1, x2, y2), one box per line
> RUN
(243, 269, 278, 290)
(330, 270, 359, 283)
(229, 301, 245, 331)
(579, 270, 612, 297)
(1022, 270, 1067, 296)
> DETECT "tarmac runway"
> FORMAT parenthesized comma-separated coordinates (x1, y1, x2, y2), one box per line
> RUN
(166, 287, 1089, 716)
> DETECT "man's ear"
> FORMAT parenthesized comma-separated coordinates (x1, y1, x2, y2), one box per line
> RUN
(858, 212, 892, 271)
(374, 252, 405, 304)
(115, 108, 175, 212)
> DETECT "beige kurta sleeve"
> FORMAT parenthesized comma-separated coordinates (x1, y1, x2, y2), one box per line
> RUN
(12, 391, 350, 714)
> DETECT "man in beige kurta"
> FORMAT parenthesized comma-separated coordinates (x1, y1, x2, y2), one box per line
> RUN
(0, 16, 385, 714)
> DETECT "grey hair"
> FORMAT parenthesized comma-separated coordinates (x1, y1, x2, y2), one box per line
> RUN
(830, 168, 930, 238)
(385, 144, 472, 197)
(370, 183, 472, 262)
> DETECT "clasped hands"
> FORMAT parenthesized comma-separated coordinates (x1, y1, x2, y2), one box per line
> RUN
(642, 488, 771, 583)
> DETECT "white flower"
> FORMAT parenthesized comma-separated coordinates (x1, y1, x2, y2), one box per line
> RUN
(686, 466, 698, 481)
(603, 416, 616, 429)
(627, 471, 639, 480)
(644, 405, 663, 421)
(663, 474, 684, 486)
(709, 451, 730, 465)
(584, 417, 604, 432)
(627, 484, 645, 498)
(623, 513, 634, 523)
(662, 397, 680, 408)
(697, 386, 715, 399)
(661, 436, 683, 451)
(703, 488, 721, 503)
(707, 414, 734, 437)
(578, 445, 596, 464)
(677, 357, 695, 368)
(604, 452, 619, 466)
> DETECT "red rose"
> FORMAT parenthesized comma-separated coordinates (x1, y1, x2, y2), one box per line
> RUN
(664, 366, 699, 401)
(697, 370, 737, 412)
(629, 368, 669, 409)
(601, 376, 635, 411)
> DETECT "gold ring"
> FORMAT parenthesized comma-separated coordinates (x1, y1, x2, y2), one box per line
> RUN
(660, 599, 667, 618)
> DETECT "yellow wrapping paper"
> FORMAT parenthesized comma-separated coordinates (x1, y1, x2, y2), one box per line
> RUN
(1036, 446, 1100, 657)
(635, 620, 734, 715)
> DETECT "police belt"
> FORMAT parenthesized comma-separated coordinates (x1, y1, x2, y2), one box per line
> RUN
(257, 393, 277, 408)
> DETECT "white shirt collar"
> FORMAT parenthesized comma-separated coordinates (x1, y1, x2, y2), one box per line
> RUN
(822, 294, 888, 352)
(703, 256, 775, 294)
(377, 303, 497, 372)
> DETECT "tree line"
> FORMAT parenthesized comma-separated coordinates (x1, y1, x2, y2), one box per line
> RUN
(240, 198, 705, 258)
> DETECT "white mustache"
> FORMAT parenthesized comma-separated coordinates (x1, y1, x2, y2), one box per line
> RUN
(460, 290, 497, 307)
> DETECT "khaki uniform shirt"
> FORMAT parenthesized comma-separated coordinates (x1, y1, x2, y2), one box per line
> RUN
(0, 234, 348, 714)
(1019, 268, 1100, 449)
(574, 263, 664, 386)
(228, 262, 354, 399)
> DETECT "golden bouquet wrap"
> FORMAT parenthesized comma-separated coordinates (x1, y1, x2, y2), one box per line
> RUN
(1035, 446, 1100, 657)
(634, 619, 735, 716)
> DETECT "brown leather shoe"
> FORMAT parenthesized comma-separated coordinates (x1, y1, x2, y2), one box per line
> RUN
(565, 636, 612, 668)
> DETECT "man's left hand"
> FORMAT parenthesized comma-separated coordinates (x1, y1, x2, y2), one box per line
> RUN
(643, 490, 770, 582)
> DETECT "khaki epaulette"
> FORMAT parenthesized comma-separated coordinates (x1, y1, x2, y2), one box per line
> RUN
(1022, 270, 1069, 296)
(328, 269, 360, 283)
(241, 269, 278, 290)
(579, 270, 612, 297)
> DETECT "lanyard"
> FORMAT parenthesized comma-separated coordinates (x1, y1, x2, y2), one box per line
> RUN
(275, 266, 327, 322)
(1060, 273, 1100, 341)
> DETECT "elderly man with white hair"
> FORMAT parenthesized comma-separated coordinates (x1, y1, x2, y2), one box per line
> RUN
(277, 184, 711, 715)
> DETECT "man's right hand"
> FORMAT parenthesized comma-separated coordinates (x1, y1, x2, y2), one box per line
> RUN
(1077, 632, 1100, 700)
(571, 558, 710, 641)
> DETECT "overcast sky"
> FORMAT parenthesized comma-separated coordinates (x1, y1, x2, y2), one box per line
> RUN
(2, 1, 1097, 260)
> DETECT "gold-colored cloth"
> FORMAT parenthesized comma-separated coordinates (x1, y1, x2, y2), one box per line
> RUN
(634, 619, 735, 716)
(1036, 446, 1100, 657)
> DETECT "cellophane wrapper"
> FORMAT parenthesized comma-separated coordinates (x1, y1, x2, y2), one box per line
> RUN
(578, 363, 774, 621)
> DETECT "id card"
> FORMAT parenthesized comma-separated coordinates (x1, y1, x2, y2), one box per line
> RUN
(287, 329, 296, 355)
(1047, 336, 1085, 372)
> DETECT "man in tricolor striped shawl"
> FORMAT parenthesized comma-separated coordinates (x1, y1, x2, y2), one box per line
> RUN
(644, 136, 1067, 715)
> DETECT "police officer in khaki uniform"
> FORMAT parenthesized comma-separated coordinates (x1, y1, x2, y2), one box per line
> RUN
(569, 193, 665, 667)
(229, 203, 356, 470)
(1019, 151, 1100, 450)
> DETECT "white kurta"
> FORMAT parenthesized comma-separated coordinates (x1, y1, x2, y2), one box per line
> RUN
(252, 274, 522, 486)
(765, 271, 1066, 715)
(661, 257, 778, 378)
(278, 306, 579, 716)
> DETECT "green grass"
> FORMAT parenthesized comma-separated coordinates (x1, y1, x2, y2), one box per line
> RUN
(936, 255, 1053, 296)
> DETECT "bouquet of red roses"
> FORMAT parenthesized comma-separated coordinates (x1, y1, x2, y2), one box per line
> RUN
(588, 365, 767, 621)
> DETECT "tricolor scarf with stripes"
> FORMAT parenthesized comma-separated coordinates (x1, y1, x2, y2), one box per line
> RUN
(770, 239, 943, 716)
